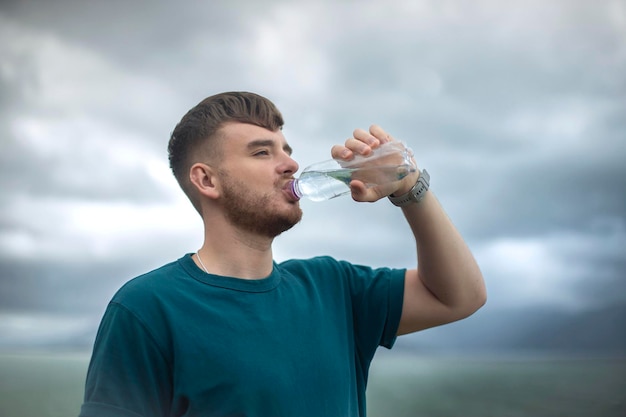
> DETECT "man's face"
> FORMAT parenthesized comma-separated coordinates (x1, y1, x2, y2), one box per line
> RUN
(214, 122, 302, 237)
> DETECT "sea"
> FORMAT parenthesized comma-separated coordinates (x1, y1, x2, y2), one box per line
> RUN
(0, 350, 624, 417)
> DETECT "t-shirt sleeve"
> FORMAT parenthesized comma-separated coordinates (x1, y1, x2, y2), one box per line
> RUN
(79, 303, 173, 417)
(339, 260, 405, 356)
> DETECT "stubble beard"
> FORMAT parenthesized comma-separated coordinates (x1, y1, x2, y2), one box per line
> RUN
(219, 170, 303, 238)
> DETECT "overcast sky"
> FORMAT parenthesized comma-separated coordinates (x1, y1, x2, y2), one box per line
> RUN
(1, 0, 625, 350)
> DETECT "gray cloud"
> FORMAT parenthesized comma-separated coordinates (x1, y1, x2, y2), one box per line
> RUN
(0, 0, 625, 351)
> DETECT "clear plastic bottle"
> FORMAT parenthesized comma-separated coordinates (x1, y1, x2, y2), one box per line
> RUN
(288, 141, 416, 202)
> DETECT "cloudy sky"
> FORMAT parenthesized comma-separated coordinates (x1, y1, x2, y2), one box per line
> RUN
(1, 0, 625, 351)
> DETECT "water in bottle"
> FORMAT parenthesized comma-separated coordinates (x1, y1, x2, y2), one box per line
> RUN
(288, 141, 416, 202)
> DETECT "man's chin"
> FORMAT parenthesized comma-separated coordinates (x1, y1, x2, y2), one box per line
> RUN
(276, 208, 303, 234)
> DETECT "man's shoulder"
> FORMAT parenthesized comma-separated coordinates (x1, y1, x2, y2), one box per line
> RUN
(278, 256, 344, 273)
(277, 256, 360, 287)
(278, 255, 404, 285)
(111, 255, 189, 304)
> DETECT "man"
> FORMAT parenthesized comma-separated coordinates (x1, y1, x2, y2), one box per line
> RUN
(79, 91, 486, 417)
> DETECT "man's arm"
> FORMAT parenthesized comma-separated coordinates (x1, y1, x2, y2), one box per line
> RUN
(332, 125, 487, 335)
(80, 303, 173, 416)
(395, 189, 486, 334)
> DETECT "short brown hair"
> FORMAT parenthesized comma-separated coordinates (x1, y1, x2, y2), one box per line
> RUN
(168, 91, 284, 214)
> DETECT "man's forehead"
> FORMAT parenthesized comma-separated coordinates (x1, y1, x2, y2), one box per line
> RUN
(219, 122, 290, 148)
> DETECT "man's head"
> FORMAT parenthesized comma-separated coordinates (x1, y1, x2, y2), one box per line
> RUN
(168, 91, 284, 214)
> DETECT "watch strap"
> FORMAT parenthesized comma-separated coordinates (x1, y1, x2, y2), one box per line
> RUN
(388, 169, 430, 207)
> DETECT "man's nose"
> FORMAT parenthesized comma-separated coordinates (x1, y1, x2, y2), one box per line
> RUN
(281, 153, 299, 175)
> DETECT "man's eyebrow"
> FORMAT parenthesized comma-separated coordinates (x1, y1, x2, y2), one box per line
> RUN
(247, 139, 293, 155)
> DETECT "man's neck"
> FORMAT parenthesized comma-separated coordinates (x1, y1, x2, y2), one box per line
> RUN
(195, 227, 275, 280)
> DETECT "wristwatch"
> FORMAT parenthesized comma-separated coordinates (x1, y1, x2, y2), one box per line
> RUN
(388, 169, 430, 207)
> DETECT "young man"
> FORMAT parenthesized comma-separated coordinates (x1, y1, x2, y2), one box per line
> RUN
(79, 91, 486, 417)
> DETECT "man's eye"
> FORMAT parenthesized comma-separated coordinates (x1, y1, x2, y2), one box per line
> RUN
(254, 150, 269, 156)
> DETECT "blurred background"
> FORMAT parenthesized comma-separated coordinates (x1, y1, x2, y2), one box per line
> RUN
(1, 0, 625, 416)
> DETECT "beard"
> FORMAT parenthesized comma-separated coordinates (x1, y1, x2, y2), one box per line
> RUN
(219, 170, 303, 238)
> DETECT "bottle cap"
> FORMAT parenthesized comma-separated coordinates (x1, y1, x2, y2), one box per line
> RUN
(287, 180, 301, 201)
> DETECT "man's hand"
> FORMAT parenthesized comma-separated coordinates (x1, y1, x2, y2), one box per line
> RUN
(330, 125, 420, 202)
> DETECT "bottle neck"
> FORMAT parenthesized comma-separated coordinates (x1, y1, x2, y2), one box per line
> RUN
(289, 179, 302, 201)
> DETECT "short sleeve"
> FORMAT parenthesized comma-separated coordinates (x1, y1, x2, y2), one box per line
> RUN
(340, 260, 405, 358)
(80, 303, 173, 417)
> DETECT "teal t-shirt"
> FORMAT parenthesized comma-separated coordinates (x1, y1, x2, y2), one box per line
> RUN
(80, 254, 405, 417)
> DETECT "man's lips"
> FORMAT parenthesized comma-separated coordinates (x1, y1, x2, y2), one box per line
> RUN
(282, 180, 300, 202)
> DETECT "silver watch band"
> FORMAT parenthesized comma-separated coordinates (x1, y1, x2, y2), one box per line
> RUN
(388, 169, 430, 207)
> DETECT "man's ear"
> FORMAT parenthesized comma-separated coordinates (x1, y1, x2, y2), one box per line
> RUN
(189, 163, 220, 199)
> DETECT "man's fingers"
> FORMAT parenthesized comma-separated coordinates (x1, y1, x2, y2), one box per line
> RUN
(344, 138, 374, 156)
(352, 128, 380, 148)
(331, 144, 352, 160)
(369, 125, 393, 144)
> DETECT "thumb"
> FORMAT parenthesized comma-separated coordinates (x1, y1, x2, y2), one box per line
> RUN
(349, 180, 368, 201)
(349, 180, 379, 202)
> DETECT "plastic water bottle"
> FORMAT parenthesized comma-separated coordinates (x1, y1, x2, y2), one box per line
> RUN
(288, 141, 416, 202)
